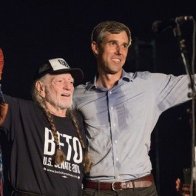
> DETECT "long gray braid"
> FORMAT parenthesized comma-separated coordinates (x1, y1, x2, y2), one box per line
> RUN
(32, 79, 92, 173)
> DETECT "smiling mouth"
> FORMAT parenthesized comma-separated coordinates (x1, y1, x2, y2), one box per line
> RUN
(112, 58, 121, 63)
(61, 93, 71, 97)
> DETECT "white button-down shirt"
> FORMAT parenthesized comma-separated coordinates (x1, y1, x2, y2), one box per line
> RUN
(74, 70, 192, 182)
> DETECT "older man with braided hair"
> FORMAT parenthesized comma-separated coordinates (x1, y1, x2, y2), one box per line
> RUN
(0, 48, 91, 196)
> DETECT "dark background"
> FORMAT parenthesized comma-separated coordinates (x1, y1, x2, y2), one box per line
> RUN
(0, 0, 195, 195)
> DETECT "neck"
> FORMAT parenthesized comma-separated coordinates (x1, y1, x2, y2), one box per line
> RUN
(45, 103, 67, 117)
(96, 71, 122, 89)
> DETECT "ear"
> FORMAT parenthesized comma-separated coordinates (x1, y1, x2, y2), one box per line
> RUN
(91, 41, 99, 56)
(35, 80, 45, 98)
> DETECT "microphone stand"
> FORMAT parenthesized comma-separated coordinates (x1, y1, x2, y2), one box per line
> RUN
(173, 17, 196, 196)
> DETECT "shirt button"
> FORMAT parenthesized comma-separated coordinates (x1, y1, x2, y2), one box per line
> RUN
(115, 140, 117, 144)
(116, 176, 120, 180)
(111, 106, 113, 110)
(109, 91, 112, 94)
(116, 158, 119, 161)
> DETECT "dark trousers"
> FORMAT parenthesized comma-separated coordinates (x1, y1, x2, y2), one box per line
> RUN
(82, 184, 158, 196)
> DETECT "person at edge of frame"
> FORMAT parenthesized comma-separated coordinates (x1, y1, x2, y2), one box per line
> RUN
(73, 20, 195, 196)
(0, 48, 92, 196)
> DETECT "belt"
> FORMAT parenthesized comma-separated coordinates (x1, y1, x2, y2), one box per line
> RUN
(83, 174, 154, 191)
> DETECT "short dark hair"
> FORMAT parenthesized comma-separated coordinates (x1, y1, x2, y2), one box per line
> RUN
(91, 21, 132, 46)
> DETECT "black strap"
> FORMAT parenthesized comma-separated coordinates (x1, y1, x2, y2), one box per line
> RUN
(11, 189, 44, 196)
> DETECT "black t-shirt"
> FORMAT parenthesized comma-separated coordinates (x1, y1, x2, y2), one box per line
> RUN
(0, 95, 85, 196)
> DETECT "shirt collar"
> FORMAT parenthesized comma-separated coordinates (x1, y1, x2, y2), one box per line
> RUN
(121, 70, 134, 82)
(86, 69, 134, 90)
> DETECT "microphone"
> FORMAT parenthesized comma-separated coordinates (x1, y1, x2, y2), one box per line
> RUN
(152, 16, 193, 33)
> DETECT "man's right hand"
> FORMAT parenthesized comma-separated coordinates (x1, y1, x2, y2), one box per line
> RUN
(0, 48, 8, 125)
(176, 178, 190, 196)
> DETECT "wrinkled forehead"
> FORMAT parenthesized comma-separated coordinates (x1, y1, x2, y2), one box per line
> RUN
(103, 31, 129, 41)
(100, 31, 131, 46)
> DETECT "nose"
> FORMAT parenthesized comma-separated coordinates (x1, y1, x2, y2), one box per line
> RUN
(64, 81, 74, 90)
(115, 44, 122, 54)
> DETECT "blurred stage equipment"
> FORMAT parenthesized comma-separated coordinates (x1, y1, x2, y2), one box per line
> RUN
(152, 15, 196, 196)
(152, 16, 193, 33)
